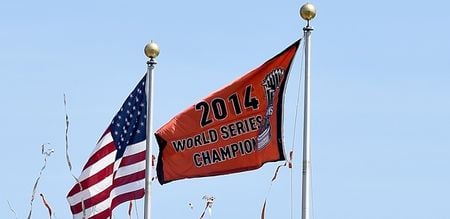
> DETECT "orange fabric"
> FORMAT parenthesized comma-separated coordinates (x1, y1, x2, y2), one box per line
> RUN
(155, 40, 300, 184)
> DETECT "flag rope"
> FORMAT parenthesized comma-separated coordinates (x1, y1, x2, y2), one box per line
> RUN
(260, 160, 289, 219)
(128, 200, 133, 219)
(199, 196, 214, 219)
(63, 94, 86, 218)
(39, 193, 53, 219)
(289, 39, 306, 219)
(7, 200, 18, 219)
(260, 38, 305, 219)
(27, 143, 54, 219)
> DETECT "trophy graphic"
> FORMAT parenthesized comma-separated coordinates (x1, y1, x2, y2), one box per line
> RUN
(257, 68, 285, 150)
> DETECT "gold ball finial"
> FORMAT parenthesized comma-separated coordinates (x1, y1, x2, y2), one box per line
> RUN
(144, 41, 160, 59)
(300, 3, 316, 21)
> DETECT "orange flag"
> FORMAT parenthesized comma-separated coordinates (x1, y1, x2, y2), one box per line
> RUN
(155, 40, 300, 184)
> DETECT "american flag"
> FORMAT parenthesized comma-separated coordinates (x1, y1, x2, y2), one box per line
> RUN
(67, 76, 147, 219)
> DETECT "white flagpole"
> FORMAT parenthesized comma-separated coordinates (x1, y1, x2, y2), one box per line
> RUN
(299, 3, 316, 219)
(144, 41, 160, 219)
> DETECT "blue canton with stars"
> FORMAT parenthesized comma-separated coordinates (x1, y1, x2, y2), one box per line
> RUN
(110, 76, 147, 159)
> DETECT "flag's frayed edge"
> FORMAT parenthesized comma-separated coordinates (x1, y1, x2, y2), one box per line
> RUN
(134, 199, 140, 219)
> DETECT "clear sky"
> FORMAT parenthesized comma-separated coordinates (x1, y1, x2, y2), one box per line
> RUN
(1, 0, 450, 218)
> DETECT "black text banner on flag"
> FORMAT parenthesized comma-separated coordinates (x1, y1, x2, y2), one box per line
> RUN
(155, 40, 300, 185)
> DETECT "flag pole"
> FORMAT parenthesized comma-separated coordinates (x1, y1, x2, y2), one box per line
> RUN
(299, 3, 316, 219)
(144, 41, 160, 219)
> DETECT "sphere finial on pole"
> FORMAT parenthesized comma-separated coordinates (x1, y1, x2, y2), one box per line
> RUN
(300, 3, 316, 21)
(144, 41, 160, 59)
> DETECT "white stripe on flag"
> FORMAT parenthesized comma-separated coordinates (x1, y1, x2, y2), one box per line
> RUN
(72, 195, 112, 219)
(67, 171, 114, 206)
(111, 178, 145, 197)
(115, 160, 145, 178)
(88, 133, 114, 159)
(77, 150, 116, 182)
(122, 141, 146, 157)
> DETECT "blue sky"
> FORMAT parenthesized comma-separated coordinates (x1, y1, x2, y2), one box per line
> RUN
(1, 0, 450, 218)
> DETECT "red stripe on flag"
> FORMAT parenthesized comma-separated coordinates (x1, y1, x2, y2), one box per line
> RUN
(67, 163, 114, 196)
(69, 146, 145, 197)
(70, 185, 112, 213)
(114, 170, 145, 187)
(111, 189, 145, 210)
(69, 168, 145, 214)
(83, 141, 116, 170)
(89, 208, 112, 219)
(120, 150, 146, 166)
